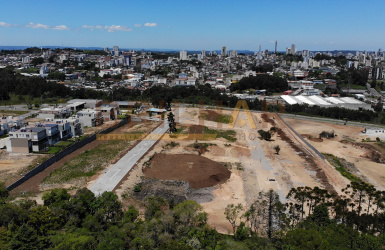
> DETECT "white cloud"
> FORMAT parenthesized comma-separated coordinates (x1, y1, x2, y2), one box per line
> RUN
(104, 25, 132, 32)
(82, 25, 94, 29)
(0, 22, 13, 27)
(134, 24, 142, 27)
(144, 23, 157, 27)
(26, 22, 50, 29)
(25, 22, 69, 30)
(82, 24, 132, 32)
(52, 25, 70, 30)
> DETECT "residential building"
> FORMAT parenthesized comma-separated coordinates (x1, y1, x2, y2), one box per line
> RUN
(9, 127, 48, 153)
(38, 107, 71, 119)
(77, 109, 103, 127)
(180, 50, 187, 60)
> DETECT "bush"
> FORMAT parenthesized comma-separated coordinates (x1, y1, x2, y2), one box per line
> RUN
(134, 184, 142, 192)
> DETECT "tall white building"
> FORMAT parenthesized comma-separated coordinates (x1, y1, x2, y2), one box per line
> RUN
(286, 48, 292, 55)
(230, 50, 237, 57)
(221, 46, 227, 57)
(113, 46, 119, 56)
(302, 50, 310, 57)
(179, 50, 187, 60)
(201, 50, 206, 58)
(291, 44, 297, 55)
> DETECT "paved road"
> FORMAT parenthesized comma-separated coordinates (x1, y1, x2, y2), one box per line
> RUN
(279, 113, 385, 130)
(90, 107, 186, 195)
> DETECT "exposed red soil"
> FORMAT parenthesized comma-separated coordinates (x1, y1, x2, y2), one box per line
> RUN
(200, 110, 220, 122)
(143, 153, 231, 188)
(189, 125, 205, 134)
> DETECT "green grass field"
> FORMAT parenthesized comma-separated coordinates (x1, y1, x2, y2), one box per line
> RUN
(43, 140, 131, 184)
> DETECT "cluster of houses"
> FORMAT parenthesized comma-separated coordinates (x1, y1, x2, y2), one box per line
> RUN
(1, 99, 139, 154)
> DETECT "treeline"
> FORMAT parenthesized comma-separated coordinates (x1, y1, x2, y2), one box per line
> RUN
(284, 103, 385, 124)
(230, 75, 288, 94)
(142, 85, 239, 108)
(0, 67, 141, 101)
(0, 67, 71, 100)
(2, 180, 385, 249)
(225, 181, 385, 249)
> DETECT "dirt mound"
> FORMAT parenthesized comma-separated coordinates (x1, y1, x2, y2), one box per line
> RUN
(144, 154, 231, 188)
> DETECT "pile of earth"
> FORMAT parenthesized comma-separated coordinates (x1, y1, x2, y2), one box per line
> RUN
(134, 178, 191, 205)
(143, 153, 231, 188)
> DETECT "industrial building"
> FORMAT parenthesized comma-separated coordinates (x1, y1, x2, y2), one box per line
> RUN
(280, 95, 372, 110)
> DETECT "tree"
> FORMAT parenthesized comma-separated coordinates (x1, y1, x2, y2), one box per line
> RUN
(123, 205, 139, 223)
(93, 192, 123, 223)
(173, 200, 207, 227)
(42, 188, 70, 208)
(244, 189, 287, 238)
(224, 203, 243, 234)
(9, 224, 40, 250)
(0, 183, 9, 203)
(30, 57, 44, 66)
(274, 145, 280, 155)
(167, 112, 177, 133)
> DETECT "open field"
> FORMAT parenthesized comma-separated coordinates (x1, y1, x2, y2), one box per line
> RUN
(0, 110, 29, 116)
(285, 117, 385, 190)
(115, 107, 348, 232)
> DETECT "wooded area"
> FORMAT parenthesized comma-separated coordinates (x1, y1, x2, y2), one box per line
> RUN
(1, 180, 385, 249)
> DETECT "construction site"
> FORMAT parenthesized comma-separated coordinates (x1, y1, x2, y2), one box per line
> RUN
(2, 105, 385, 232)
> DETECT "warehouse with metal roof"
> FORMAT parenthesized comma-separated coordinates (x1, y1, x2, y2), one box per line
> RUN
(280, 95, 372, 110)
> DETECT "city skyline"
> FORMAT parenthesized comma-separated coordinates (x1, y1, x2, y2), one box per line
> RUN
(0, 0, 384, 51)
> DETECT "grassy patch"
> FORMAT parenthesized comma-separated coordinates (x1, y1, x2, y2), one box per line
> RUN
(203, 127, 237, 142)
(46, 147, 62, 154)
(0, 94, 69, 106)
(55, 141, 74, 148)
(324, 153, 362, 182)
(164, 141, 179, 148)
(118, 114, 127, 119)
(43, 140, 130, 184)
(199, 112, 233, 124)
(339, 84, 367, 90)
(0, 110, 29, 115)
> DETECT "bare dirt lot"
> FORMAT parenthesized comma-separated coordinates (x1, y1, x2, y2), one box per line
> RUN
(144, 153, 231, 189)
(285, 118, 385, 190)
(0, 151, 47, 186)
(116, 107, 346, 232)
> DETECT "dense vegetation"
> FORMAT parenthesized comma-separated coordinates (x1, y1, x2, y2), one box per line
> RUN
(2, 180, 385, 249)
(284, 103, 385, 124)
(142, 85, 239, 108)
(230, 75, 288, 94)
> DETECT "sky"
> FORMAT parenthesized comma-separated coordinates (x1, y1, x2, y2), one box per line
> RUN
(0, 0, 384, 51)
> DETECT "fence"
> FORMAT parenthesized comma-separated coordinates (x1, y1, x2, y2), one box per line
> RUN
(278, 114, 325, 160)
(6, 117, 130, 191)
